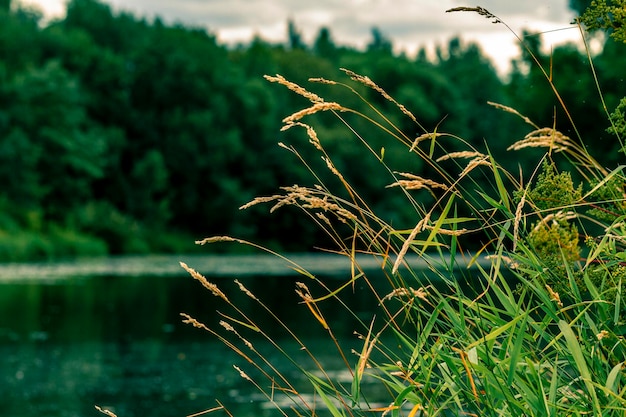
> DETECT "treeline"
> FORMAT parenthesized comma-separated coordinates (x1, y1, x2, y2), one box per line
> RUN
(0, 0, 623, 261)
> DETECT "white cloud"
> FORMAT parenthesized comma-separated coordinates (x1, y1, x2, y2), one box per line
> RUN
(14, 0, 65, 18)
(20, 0, 583, 75)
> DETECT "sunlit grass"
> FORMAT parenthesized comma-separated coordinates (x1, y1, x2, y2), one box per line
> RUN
(101, 6, 625, 417)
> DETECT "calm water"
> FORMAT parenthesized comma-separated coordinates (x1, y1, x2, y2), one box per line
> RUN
(0, 254, 410, 417)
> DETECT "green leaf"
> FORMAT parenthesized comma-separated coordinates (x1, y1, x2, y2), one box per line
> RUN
(605, 362, 624, 395)
(489, 154, 510, 211)
(307, 372, 346, 417)
(558, 319, 600, 413)
(506, 312, 530, 385)
(418, 193, 456, 254)
(466, 313, 526, 351)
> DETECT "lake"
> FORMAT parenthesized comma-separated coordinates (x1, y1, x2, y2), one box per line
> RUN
(0, 253, 483, 417)
(0, 254, 393, 417)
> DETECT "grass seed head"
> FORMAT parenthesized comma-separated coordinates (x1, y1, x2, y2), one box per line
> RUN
(388, 173, 449, 191)
(282, 102, 344, 124)
(180, 262, 229, 302)
(264, 74, 324, 103)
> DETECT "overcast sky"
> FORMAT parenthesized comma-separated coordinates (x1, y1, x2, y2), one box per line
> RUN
(19, 0, 582, 75)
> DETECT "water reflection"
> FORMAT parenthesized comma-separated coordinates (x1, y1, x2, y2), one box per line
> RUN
(0, 256, 388, 417)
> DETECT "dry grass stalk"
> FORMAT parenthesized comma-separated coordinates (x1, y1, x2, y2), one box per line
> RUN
(235, 279, 257, 300)
(381, 404, 401, 416)
(485, 254, 520, 269)
(316, 212, 333, 227)
(436, 151, 485, 162)
(508, 128, 572, 152)
(233, 365, 253, 382)
(322, 156, 347, 183)
(282, 102, 344, 125)
(532, 211, 578, 232)
(392, 214, 430, 274)
(180, 313, 211, 331)
(388, 362, 423, 386)
(487, 101, 539, 128)
(355, 335, 377, 381)
(277, 141, 291, 152)
(180, 262, 229, 302)
(382, 287, 429, 302)
(281, 122, 323, 151)
(195, 236, 238, 245)
(604, 221, 626, 243)
(300, 195, 355, 221)
(545, 284, 563, 307)
(410, 132, 444, 152)
(596, 330, 610, 340)
(249, 185, 356, 221)
(451, 346, 479, 400)
(606, 221, 625, 231)
(423, 224, 468, 236)
(458, 156, 491, 178)
(341, 68, 419, 124)
(95, 406, 118, 417)
(220, 320, 254, 351)
(446, 6, 501, 24)
(387, 172, 449, 191)
(264, 74, 324, 103)
(309, 77, 337, 85)
(239, 195, 285, 211)
(295, 282, 329, 329)
(604, 233, 626, 244)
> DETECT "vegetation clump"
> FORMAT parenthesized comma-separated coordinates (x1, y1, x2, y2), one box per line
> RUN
(168, 5, 626, 417)
(579, 0, 626, 43)
(49, 1, 626, 417)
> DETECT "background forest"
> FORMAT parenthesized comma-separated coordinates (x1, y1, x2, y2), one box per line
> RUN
(0, 0, 624, 261)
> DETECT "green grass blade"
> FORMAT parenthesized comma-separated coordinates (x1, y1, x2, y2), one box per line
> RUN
(307, 372, 347, 417)
(466, 313, 526, 351)
(506, 312, 529, 386)
(418, 193, 456, 254)
(558, 319, 600, 414)
(605, 362, 624, 395)
(489, 154, 510, 211)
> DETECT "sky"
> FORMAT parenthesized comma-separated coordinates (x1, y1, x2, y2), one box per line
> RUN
(16, 0, 583, 75)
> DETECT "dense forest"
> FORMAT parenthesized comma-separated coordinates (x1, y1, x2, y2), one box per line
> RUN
(0, 0, 624, 261)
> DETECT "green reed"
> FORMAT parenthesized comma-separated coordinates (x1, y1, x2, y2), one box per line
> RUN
(99, 6, 625, 417)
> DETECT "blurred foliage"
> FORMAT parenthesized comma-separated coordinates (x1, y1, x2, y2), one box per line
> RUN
(579, 0, 626, 43)
(608, 97, 626, 145)
(0, 0, 623, 260)
(569, 0, 594, 16)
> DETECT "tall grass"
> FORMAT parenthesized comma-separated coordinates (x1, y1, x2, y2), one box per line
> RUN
(99, 7, 625, 417)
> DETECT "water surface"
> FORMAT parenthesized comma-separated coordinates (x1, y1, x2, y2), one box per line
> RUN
(0, 254, 400, 417)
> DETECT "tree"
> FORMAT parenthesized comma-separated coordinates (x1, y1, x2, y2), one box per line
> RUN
(314, 27, 338, 62)
(367, 27, 393, 54)
(436, 38, 512, 156)
(569, 0, 592, 15)
(0, 5, 42, 71)
(287, 19, 305, 50)
(63, 0, 145, 52)
(0, 61, 107, 217)
(507, 29, 625, 168)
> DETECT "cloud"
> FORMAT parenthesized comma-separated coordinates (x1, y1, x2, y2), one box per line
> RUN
(23, 0, 581, 75)
(451, 0, 574, 21)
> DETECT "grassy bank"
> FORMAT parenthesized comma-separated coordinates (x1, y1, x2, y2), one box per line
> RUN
(99, 5, 625, 417)
(0, 221, 201, 262)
